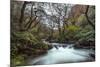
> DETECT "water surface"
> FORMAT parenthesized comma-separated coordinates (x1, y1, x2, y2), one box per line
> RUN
(28, 43, 94, 65)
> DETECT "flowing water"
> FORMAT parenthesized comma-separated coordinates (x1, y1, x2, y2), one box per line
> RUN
(28, 43, 95, 65)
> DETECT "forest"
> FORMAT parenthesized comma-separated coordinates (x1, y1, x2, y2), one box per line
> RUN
(11, 1, 95, 66)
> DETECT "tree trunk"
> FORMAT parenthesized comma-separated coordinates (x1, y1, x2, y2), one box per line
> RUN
(85, 5, 95, 29)
(19, 1, 28, 31)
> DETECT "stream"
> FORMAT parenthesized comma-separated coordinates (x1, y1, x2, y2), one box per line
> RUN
(27, 42, 95, 65)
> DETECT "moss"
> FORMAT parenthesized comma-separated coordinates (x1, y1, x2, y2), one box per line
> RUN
(66, 25, 80, 32)
(13, 31, 39, 43)
(77, 14, 87, 23)
(11, 55, 25, 66)
(11, 31, 51, 66)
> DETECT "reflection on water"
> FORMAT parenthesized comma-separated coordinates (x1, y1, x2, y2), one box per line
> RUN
(28, 43, 94, 65)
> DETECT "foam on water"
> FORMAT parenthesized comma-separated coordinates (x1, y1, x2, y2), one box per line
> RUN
(29, 44, 94, 65)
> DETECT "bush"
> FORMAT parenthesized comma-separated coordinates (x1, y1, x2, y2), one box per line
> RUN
(65, 25, 80, 40)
